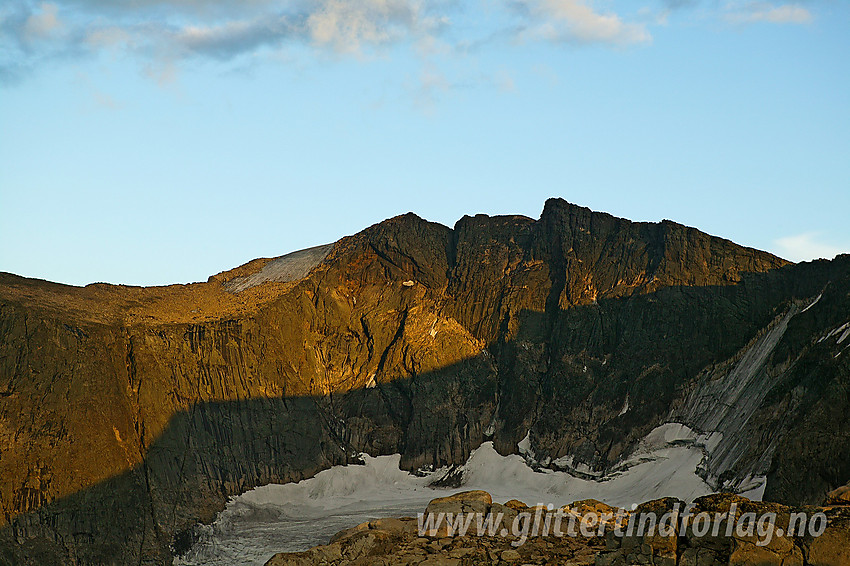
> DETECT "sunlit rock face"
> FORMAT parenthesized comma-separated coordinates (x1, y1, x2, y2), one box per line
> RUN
(1, 198, 848, 564)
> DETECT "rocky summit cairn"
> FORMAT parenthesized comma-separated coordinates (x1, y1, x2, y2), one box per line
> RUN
(264, 490, 850, 566)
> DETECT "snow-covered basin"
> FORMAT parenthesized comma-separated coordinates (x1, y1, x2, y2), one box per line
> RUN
(175, 424, 764, 566)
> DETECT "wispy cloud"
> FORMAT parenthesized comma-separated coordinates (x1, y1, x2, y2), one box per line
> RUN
(661, 0, 699, 8)
(1, 0, 450, 84)
(774, 233, 847, 262)
(513, 0, 651, 46)
(172, 16, 296, 59)
(23, 2, 62, 39)
(0, 0, 823, 86)
(74, 70, 122, 109)
(724, 2, 813, 25)
(307, 0, 445, 53)
(653, 0, 815, 26)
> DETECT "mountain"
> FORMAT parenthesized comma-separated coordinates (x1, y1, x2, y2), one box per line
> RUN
(1, 198, 848, 565)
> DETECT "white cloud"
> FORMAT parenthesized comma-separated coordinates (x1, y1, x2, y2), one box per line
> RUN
(173, 16, 292, 58)
(516, 0, 651, 45)
(307, 0, 437, 53)
(24, 2, 62, 39)
(725, 2, 813, 25)
(143, 59, 178, 85)
(774, 233, 847, 262)
(85, 26, 132, 48)
(2, 0, 823, 88)
(1, 0, 445, 77)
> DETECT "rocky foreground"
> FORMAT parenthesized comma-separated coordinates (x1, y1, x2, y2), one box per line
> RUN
(265, 489, 850, 566)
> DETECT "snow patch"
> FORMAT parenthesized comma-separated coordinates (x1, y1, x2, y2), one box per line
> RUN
(800, 293, 822, 313)
(224, 245, 333, 293)
(736, 476, 768, 501)
(637, 423, 722, 454)
(177, 429, 727, 566)
(517, 431, 534, 460)
(819, 322, 850, 344)
(618, 395, 630, 416)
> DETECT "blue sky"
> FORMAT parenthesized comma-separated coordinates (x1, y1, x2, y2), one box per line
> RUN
(1, 0, 848, 286)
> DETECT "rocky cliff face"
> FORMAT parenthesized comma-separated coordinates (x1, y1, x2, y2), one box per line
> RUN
(0, 199, 848, 564)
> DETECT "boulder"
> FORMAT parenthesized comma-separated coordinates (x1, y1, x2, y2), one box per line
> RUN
(504, 499, 529, 511)
(424, 490, 492, 516)
(825, 484, 850, 506)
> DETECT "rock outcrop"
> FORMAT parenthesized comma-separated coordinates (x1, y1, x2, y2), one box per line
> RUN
(263, 490, 850, 566)
(597, 493, 850, 566)
(264, 491, 605, 566)
(1, 199, 849, 564)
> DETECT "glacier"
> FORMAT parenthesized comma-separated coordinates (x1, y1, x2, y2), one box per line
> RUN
(175, 424, 764, 566)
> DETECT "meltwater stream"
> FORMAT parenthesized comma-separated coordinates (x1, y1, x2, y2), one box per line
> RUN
(175, 427, 765, 566)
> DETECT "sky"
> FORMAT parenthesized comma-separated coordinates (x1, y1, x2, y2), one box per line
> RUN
(1, 0, 848, 286)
